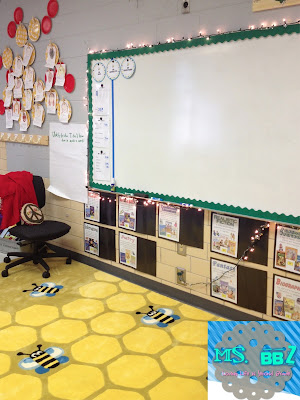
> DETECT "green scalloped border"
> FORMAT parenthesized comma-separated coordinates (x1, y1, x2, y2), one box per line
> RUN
(87, 23, 300, 226)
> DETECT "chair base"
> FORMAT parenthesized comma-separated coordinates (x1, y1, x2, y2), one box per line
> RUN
(1, 242, 71, 278)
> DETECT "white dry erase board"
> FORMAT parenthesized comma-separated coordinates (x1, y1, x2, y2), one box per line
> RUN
(88, 25, 300, 225)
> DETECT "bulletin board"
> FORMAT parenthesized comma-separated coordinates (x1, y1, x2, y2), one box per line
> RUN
(87, 24, 300, 226)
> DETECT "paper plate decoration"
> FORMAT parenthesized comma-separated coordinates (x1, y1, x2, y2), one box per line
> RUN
(64, 74, 75, 93)
(2, 48, 13, 69)
(46, 89, 59, 114)
(57, 98, 72, 123)
(14, 7, 23, 24)
(13, 56, 24, 78)
(23, 66, 35, 89)
(7, 21, 17, 38)
(0, 100, 5, 115)
(45, 43, 59, 68)
(23, 43, 35, 66)
(32, 103, 45, 127)
(28, 17, 40, 42)
(33, 80, 45, 102)
(47, 0, 59, 18)
(16, 24, 27, 47)
(22, 89, 33, 111)
(41, 16, 52, 34)
(19, 110, 30, 131)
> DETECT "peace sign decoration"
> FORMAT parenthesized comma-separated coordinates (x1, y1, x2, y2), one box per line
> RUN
(21, 203, 44, 225)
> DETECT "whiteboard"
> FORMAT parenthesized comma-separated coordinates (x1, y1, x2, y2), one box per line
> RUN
(89, 30, 300, 220)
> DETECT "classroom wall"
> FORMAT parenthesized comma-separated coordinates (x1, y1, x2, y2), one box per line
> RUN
(2, 0, 300, 175)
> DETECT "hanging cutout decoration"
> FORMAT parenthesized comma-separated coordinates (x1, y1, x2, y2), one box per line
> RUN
(33, 80, 45, 102)
(13, 56, 24, 78)
(46, 88, 58, 114)
(7, 21, 17, 38)
(14, 7, 24, 25)
(16, 24, 28, 47)
(23, 66, 35, 90)
(47, 0, 59, 18)
(23, 43, 35, 66)
(23, 89, 33, 111)
(45, 43, 59, 68)
(32, 103, 45, 127)
(41, 15, 52, 34)
(57, 98, 72, 123)
(64, 74, 75, 93)
(28, 17, 41, 42)
(2, 48, 13, 69)
(19, 110, 30, 132)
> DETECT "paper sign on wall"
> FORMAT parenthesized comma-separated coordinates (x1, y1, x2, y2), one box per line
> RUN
(93, 148, 111, 183)
(48, 123, 88, 203)
(275, 225, 300, 276)
(84, 223, 99, 256)
(158, 204, 180, 242)
(119, 232, 137, 269)
(211, 258, 237, 304)
(273, 275, 300, 321)
(119, 197, 136, 231)
(85, 191, 101, 222)
(211, 214, 239, 258)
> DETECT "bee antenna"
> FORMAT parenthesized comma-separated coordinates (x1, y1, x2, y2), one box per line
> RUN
(37, 344, 42, 350)
(22, 290, 31, 292)
(149, 305, 154, 310)
(17, 352, 30, 356)
(32, 283, 38, 287)
(136, 312, 142, 315)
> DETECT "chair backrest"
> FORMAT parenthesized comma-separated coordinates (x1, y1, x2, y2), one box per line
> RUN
(33, 176, 46, 209)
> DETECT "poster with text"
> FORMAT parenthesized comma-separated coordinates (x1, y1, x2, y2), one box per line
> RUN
(84, 223, 99, 256)
(211, 214, 239, 258)
(275, 225, 300, 276)
(253, 0, 300, 12)
(211, 258, 237, 304)
(273, 275, 300, 321)
(85, 191, 101, 222)
(119, 232, 137, 269)
(158, 204, 180, 242)
(93, 148, 111, 183)
(119, 197, 136, 231)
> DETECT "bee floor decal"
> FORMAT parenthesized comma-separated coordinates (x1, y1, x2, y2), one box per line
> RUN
(17, 344, 69, 374)
(136, 305, 180, 328)
(23, 282, 63, 297)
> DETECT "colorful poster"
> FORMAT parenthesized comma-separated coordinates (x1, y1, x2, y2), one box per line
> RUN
(211, 258, 237, 304)
(119, 232, 137, 269)
(85, 191, 101, 222)
(275, 225, 300, 275)
(211, 213, 239, 258)
(253, 0, 300, 12)
(84, 223, 99, 256)
(119, 197, 137, 231)
(158, 204, 180, 242)
(273, 275, 300, 321)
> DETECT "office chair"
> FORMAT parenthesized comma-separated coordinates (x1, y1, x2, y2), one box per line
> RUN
(2, 175, 71, 278)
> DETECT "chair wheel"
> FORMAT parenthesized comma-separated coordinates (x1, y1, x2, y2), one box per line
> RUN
(66, 257, 72, 265)
(2, 270, 8, 277)
(42, 271, 50, 278)
(4, 257, 11, 263)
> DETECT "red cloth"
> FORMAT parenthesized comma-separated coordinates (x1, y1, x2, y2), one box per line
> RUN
(0, 171, 38, 229)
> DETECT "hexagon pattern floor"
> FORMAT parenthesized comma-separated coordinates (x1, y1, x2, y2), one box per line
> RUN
(0, 259, 222, 400)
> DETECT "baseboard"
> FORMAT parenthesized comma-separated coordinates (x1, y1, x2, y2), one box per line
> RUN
(50, 244, 265, 321)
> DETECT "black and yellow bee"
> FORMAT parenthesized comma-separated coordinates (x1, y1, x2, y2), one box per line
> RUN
(136, 305, 180, 328)
(17, 344, 69, 374)
(23, 282, 63, 297)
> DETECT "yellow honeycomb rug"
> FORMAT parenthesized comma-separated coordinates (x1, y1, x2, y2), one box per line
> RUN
(0, 259, 222, 400)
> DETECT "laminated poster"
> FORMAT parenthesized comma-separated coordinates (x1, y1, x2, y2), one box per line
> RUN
(120, 233, 137, 269)
(85, 191, 101, 222)
(275, 225, 300, 276)
(273, 275, 300, 321)
(119, 197, 136, 231)
(84, 223, 99, 256)
(211, 258, 237, 304)
(158, 204, 180, 242)
(211, 213, 239, 258)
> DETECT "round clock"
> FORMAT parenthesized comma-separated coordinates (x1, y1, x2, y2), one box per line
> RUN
(107, 58, 120, 80)
(92, 62, 106, 83)
(121, 57, 136, 79)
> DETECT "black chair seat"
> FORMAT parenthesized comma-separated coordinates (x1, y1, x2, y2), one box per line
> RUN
(10, 221, 71, 242)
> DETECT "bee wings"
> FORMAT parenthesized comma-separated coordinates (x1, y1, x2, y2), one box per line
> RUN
(45, 346, 64, 358)
(19, 357, 39, 370)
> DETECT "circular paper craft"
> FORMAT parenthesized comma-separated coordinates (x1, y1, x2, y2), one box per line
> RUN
(64, 74, 75, 93)
(13, 56, 24, 78)
(45, 69, 56, 87)
(0, 100, 5, 115)
(2, 48, 13, 69)
(107, 59, 121, 80)
(45, 43, 59, 66)
(47, 0, 59, 18)
(41, 16, 52, 34)
(22, 90, 33, 111)
(57, 99, 72, 122)
(92, 62, 106, 83)
(7, 21, 17, 38)
(23, 66, 36, 86)
(14, 7, 23, 24)
(33, 80, 45, 102)
(2, 86, 12, 108)
(32, 103, 45, 124)
(121, 57, 136, 79)
(16, 24, 27, 47)
(23, 43, 36, 66)
(46, 88, 59, 109)
(21, 203, 44, 225)
(28, 17, 40, 42)
(19, 110, 31, 130)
